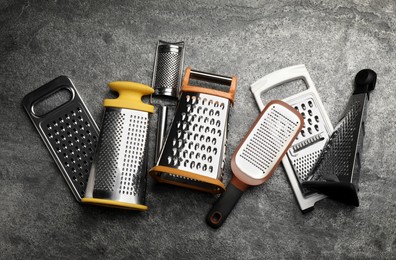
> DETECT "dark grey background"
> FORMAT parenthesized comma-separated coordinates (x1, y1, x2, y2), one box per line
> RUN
(1, 0, 395, 259)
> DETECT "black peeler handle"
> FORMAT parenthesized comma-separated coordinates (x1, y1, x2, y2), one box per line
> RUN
(206, 178, 246, 229)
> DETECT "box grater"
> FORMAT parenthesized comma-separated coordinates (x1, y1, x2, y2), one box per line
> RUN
(303, 69, 377, 206)
(151, 40, 185, 161)
(149, 67, 237, 194)
(22, 76, 99, 202)
(206, 100, 303, 228)
(82, 81, 154, 211)
(251, 64, 333, 212)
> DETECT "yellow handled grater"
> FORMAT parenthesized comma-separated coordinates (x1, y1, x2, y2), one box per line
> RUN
(82, 82, 154, 211)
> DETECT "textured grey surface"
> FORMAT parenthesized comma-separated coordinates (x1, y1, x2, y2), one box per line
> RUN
(1, 0, 395, 259)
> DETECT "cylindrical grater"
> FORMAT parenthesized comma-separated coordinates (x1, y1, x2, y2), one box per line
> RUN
(82, 82, 154, 210)
(149, 67, 237, 194)
(250, 64, 333, 212)
(151, 40, 185, 161)
(151, 40, 185, 98)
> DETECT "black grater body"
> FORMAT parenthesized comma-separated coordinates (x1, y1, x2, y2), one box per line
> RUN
(303, 69, 377, 206)
(22, 76, 99, 202)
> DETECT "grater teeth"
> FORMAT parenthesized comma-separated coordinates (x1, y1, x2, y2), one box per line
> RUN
(292, 133, 324, 153)
(234, 101, 303, 183)
(44, 106, 99, 198)
(287, 98, 330, 186)
(157, 93, 230, 179)
(307, 100, 362, 182)
(91, 108, 149, 203)
(152, 41, 185, 98)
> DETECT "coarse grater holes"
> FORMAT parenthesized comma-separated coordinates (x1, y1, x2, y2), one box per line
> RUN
(309, 101, 361, 181)
(240, 107, 298, 173)
(168, 94, 226, 174)
(293, 99, 322, 140)
(154, 52, 182, 89)
(120, 114, 148, 196)
(44, 106, 98, 197)
(287, 98, 328, 184)
(94, 111, 124, 192)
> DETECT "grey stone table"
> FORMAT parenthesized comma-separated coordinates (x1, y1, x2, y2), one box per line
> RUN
(1, 0, 395, 259)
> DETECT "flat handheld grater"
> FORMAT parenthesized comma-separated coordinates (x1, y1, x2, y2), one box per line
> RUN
(250, 64, 333, 212)
(303, 69, 377, 206)
(22, 76, 99, 202)
(149, 67, 237, 194)
(206, 100, 303, 228)
(82, 82, 154, 211)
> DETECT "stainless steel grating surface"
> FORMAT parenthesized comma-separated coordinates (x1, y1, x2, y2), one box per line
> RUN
(154, 51, 182, 90)
(44, 106, 98, 197)
(158, 92, 230, 179)
(308, 101, 361, 181)
(238, 105, 299, 176)
(93, 108, 149, 200)
(287, 98, 329, 182)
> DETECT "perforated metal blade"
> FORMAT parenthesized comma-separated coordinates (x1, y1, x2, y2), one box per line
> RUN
(232, 100, 304, 186)
(151, 40, 185, 98)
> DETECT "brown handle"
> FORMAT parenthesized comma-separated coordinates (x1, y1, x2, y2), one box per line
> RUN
(181, 67, 237, 104)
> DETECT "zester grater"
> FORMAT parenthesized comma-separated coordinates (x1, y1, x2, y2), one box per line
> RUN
(149, 67, 237, 194)
(22, 76, 99, 202)
(151, 40, 185, 161)
(303, 69, 377, 206)
(251, 64, 333, 212)
(82, 81, 154, 211)
(206, 100, 303, 228)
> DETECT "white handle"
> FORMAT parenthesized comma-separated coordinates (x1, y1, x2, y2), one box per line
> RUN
(250, 64, 316, 110)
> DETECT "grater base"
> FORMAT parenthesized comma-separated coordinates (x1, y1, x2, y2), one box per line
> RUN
(150, 166, 225, 194)
(81, 198, 148, 211)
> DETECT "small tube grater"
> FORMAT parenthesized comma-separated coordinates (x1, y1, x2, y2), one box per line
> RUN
(151, 40, 185, 161)
(250, 65, 333, 212)
(149, 67, 237, 194)
(303, 69, 377, 206)
(82, 82, 154, 211)
(206, 100, 303, 228)
(22, 76, 99, 202)
(151, 40, 185, 98)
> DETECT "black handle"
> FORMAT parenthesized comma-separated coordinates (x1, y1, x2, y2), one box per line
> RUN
(206, 182, 244, 229)
(22, 75, 75, 119)
(354, 69, 377, 95)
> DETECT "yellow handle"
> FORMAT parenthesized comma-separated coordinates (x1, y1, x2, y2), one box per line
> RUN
(104, 81, 154, 113)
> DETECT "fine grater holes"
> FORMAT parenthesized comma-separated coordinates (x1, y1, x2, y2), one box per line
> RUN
(240, 107, 298, 174)
(119, 114, 149, 196)
(44, 106, 98, 197)
(293, 149, 322, 182)
(94, 111, 124, 192)
(309, 101, 361, 180)
(154, 51, 182, 89)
